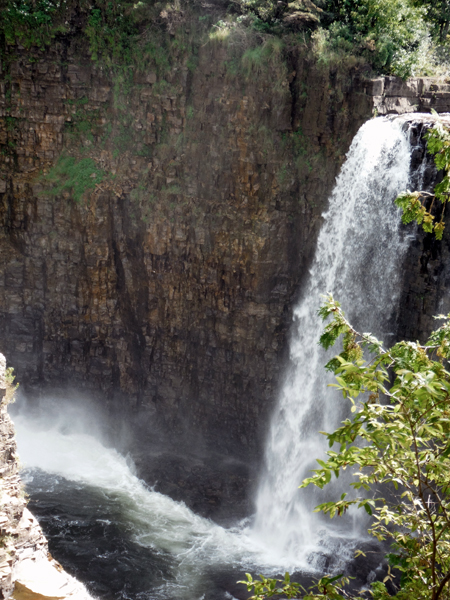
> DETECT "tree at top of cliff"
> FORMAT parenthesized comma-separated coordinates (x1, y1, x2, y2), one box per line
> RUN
(321, 0, 433, 77)
(1, 0, 448, 78)
(0, 0, 69, 47)
(413, 0, 450, 42)
(235, 0, 450, 77)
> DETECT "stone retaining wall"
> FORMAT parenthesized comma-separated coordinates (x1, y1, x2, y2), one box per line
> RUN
(365, 76, 450, 115)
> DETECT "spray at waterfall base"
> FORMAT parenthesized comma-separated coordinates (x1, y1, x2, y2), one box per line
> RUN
(13, 114, 447, 599)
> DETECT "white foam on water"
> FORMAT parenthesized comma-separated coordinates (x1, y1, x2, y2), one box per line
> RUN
(14, 412, 309, 600)
(14, 115, 435, 592)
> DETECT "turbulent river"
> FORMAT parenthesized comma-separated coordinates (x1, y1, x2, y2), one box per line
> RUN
(14, 410, 323, 600)
(11, 114, 435, 599)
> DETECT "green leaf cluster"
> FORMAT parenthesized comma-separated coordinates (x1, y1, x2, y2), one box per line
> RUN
(0, 0, 175, 69)
(322, 0, 430, 77)
(413, 0, 450, 42)
(0, 0, 68, 48)
(234, 0, 447, 77)
(84, 1, 138, 65)
(236, 0, 324, 33)
(395, 117, 450, 241)
(298, 294, 450, 600)
(239, 572, 352, 600)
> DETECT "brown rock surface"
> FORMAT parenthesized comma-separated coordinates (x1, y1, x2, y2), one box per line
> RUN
(0, 355, 91, 599)
(0, 38, 372, 459)
(369, 76, 450, 115)
(1, 28, 450, 514)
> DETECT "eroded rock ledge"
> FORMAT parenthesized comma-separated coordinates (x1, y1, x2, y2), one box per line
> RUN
(0, 354, 91, 600)
(367, 76, 450, 115)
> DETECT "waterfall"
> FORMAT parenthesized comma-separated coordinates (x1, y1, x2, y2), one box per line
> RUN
(253, 116, 416, 567)
(12, 115, 434, 600)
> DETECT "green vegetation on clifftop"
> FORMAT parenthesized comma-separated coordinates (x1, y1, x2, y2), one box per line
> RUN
(1, 0, 449, 77)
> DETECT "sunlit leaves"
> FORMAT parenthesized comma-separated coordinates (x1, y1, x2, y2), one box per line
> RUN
(300, 295, 450, 600)
(395, 118, 450, 240)
(240, 297, 450, 600)
(238, 571, 352, 600)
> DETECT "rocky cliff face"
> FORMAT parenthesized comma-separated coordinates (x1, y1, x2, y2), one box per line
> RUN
(397, 116, 450, 346)
(0, 355, 91, 599)
(0, 37, 372, 445)
(1, 22, 450, 516)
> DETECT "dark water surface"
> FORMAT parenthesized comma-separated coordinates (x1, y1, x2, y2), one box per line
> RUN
(15, 414, 372, 600)
(24, 471, 173, 599)
(15, 414, 316, 600)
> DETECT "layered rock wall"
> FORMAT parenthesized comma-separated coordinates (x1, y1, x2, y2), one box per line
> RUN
(0, 34, 376, 464)
(369, 76, 450, 115)
(1, 24, 450, 513)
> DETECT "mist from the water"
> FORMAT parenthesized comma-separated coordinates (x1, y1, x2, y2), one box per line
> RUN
(13, 390, 366, 600)
(11, 115, 432, 598)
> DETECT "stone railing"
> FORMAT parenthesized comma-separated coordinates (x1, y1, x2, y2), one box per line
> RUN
(364, 76, 450, 115)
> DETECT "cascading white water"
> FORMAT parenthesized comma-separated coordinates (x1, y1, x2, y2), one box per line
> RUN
(12, 115, 436, 600)
(253, 116, 415, 566)
(14, 410, 308, 600)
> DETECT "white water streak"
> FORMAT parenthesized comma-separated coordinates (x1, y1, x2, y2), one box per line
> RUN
(13, 412, 304, 599)
(253, 117, 412, 565)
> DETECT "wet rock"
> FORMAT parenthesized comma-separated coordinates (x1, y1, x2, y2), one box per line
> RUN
(0, 359, 92, 599)
(1, 29, 450, 514)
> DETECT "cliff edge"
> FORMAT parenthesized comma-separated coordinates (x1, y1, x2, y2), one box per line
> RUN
(0, 354, 92, 600)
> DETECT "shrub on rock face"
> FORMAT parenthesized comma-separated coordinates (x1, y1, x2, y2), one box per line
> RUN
(0, 354, 17, 406)
(282, 0, 324, 29)
(234, 0, 325, 33)
(396, 118, 450, 240)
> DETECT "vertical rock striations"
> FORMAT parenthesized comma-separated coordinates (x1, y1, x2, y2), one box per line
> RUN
(0, 36, 374, 465)
(1, 22, 450, 513)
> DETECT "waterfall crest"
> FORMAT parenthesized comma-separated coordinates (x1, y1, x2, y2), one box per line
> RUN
(253, 116, 414, 567)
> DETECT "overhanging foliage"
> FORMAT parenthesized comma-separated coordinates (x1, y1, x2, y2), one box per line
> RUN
(242, 295, 450, 600)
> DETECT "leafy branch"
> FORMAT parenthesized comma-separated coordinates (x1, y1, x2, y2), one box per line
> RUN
(302, 294, 450, 600)
(239, 572, 354, 600)
(395, 114, 450, 241)
(241, 294, 450, 600)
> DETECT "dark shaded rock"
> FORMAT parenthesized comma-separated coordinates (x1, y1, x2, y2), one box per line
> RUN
(1, 24, 450, 516)
(134, 449, 254, 522)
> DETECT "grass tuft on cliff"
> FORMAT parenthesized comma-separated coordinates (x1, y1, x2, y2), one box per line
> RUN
(4, 368, 17, 406)
(43, 155, 106, 203)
